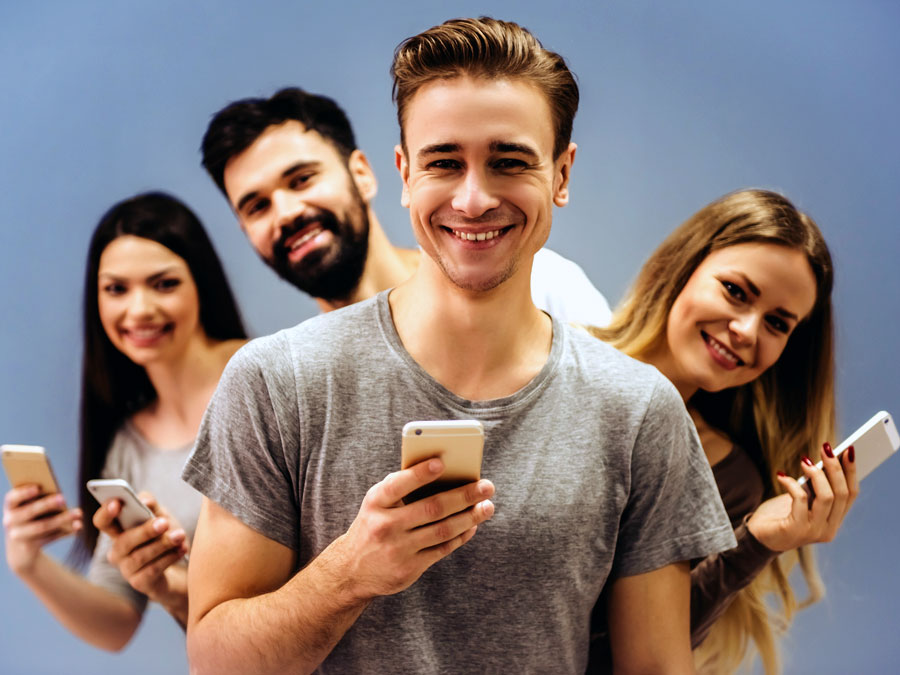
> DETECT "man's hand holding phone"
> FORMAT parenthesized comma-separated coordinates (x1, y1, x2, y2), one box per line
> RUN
(92, 490, 189, 601)
(330, 456, 495, 601)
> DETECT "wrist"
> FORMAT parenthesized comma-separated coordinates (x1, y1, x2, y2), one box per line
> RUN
(9, 547, 44, 578)
(316, 534, 375, 606)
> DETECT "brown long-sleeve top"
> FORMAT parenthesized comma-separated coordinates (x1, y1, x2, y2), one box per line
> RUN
(690, 444, 778, 647)
(588, 444, 778, 670)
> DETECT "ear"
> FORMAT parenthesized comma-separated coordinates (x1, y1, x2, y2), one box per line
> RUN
(395, 144, 411, 208)
(552, 142, 577, 208)
(347, 149, 377, 202)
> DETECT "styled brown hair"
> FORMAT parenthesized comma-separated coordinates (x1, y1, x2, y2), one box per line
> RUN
(391, 16, 579, 158)
(591, 188, 835, 673)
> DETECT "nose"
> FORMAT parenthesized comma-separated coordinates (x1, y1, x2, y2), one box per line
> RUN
(271, 188, 307, 233)
(451, 167, 501, 217)
(125, 287, 155, 319)
(728, 311, 760, 347)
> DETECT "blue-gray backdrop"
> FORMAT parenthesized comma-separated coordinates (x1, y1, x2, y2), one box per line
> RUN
(1, 1, 898, 673)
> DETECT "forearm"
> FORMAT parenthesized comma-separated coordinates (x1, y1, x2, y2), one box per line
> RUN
(149, 563, 189, 630)
(188, 535, 370, 675)
(691, 520, 777, 647)
(16, 551, 141, 650)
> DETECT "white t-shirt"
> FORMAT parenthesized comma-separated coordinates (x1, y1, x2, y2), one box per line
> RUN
(531, 248, 612, 326)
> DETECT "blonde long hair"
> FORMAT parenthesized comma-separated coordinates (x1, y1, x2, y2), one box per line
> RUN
(590, 189, 836, 673)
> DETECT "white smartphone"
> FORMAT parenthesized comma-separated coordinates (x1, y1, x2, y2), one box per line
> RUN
(1, 444, 61, 495)
(400, 420, 484, 503)
(86, 478, 155, 530)
(798, 411, 900, 494)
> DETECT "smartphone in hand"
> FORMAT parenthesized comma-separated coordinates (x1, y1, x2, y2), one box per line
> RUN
(2, 444, 61, 495)
(87, 478, 155, 530)
(798, 411, 900, 495)
(401, 420, 484, 503)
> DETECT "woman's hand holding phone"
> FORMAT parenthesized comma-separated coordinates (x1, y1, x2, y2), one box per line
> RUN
(3, 485, 83, 576)
(92, 491, 189, 601)
(747, 443, 859, 552)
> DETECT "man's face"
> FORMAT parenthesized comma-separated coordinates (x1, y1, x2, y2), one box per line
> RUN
(223, 120, 372, 300)
(396, 75, 574, 293)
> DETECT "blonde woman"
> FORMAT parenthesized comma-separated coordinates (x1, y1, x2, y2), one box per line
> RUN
(589, 189, 858, 673)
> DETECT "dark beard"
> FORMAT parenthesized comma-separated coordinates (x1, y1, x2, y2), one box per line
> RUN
(267, 201, 370, 301)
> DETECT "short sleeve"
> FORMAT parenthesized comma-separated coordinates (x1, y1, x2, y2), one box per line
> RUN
(531, 248, 613, 326)
(611, 376, 736, 577)
(182, 334, 302, 550)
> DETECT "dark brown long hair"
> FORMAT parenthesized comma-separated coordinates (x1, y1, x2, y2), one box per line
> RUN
(73, 192, 246, 565)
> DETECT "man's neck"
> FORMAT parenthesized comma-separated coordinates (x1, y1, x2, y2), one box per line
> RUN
(315, 212, 420, 313)
(388, 257, 552, 401)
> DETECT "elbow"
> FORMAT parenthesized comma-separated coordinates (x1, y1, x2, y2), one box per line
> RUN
(92, 624, 137, 653)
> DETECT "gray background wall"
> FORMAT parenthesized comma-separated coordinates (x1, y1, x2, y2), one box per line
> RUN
(1, 1, 897, 672)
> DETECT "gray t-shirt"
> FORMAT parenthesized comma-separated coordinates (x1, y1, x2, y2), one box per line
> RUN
(87, 422, 200, 612)
(183, 291, 735, 674)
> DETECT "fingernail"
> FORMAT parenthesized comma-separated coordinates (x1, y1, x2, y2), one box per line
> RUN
(428, 459, 442, 474)
(481, 500, 494, 517)
(108, 501, 117, 513)
(53, 494, 65, 507)
(802, 456, 814, 467)
(823, 442, 834, 459)
(478, 480, 492, 496)
(848, 445, 855, 463)
(153, 518, 168, 533)
(776, 471, 787, 477)
(169, 529, 185, 544)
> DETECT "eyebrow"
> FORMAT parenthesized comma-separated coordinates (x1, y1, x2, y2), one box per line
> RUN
(738, 273, 800, 322)
(416, 141, 540, 161)
(98, 267, 181, 282)
(235, 161, 321, 212)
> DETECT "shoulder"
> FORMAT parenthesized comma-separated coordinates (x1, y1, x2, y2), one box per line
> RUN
(563, 324, 670, 391)
(557, 324, 684, 432)
(100, 423, 142, 478)
(532, 248, 612, 326)
(224, 296, 381, 384)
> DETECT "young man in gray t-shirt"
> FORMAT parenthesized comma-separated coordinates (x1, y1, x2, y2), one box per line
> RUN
(182, 17, 736, 674)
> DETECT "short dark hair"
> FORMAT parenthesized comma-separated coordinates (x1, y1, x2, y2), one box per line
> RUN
(75, 192, 246, 564)
(201, 88, 358, 196)
(391, 17, 579, 159)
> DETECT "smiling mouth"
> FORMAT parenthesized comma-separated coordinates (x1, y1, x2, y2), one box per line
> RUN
(121, 324, 174, 343)
(701, 331, 745, 368)
(286, 224, 324, 251)
(443, 226, 514, 242)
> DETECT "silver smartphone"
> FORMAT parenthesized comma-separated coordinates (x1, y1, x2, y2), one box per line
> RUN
(798, 411, 900, 494)
(400, 420, 484, 503)
(86, 478, 155, 530)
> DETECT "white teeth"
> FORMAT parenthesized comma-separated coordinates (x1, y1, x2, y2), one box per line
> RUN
(290, 227, 322, 250)
(128, 327, 165, 339)
(453, 228, 500, 241)
(709, 337, 737, 363)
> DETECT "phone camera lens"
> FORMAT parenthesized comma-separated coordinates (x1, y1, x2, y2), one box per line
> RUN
(415, 429, 422, 435)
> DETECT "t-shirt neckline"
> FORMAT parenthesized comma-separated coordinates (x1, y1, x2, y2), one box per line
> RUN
(374, 289, 564, 417)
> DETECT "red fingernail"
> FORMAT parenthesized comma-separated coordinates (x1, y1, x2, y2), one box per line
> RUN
(802, 456, 814, 467)
(823, 442, 834, 459)
(848, 446, 855, 463)
(776, 471, 787, 477)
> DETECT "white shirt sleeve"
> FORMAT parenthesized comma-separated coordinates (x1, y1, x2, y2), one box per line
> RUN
(530, 248, 612, 327)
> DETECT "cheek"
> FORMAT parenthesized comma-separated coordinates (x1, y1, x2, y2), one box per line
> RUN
(756, 337, 789, 373)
